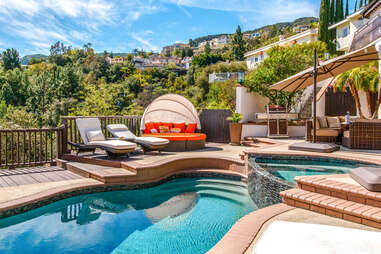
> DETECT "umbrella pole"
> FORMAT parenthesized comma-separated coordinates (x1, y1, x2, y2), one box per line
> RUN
(313, 48, 317, 143)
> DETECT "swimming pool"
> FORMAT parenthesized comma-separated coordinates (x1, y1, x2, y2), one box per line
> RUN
(247, 155, 377, 208)
(0, 177, 256, 254)
(254, 156, 370, 184)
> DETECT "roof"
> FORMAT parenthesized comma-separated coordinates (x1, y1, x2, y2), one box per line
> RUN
(328, 9, 364, 30)
(363, 0, 381, 18)
(244, 29, 318, 58)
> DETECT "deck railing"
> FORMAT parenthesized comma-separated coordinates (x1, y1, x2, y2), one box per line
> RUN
(61, 116, 142, 153)
(0, 127, 64, 169)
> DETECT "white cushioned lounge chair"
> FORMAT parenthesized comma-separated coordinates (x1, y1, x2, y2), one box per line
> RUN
(107, 124, 169, 153)
(75, 118, 137, 156)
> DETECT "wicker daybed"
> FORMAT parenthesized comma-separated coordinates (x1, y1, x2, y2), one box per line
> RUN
(140, 94, 207, 152)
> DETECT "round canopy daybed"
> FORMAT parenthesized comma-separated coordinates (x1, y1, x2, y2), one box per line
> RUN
(140, 94, 206, 152)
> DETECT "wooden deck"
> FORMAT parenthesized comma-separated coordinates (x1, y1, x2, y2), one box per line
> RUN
(0, 166, 83, 187)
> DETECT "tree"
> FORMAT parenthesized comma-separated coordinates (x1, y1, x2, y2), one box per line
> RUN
(245, 41, 328, 108)
(345, 0, 349, 17)
(335, 0, 344, 22)
(334, 62, 380, 119)
(204, 42, 211, 55)
(1, 48, 21, 71)
(188, 39, 193, 47)
(318, 0, 330, 44)
(231, 25, 245, 61)
(186, 48, 194, 57)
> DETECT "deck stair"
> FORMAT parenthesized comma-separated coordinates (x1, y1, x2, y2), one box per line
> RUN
(280, 175, 381, 229)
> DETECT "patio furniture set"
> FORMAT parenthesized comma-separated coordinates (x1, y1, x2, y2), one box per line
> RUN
(306, 116, 381, 150)
(68, 94, 207, 156)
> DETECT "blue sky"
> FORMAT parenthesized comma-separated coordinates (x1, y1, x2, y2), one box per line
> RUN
(0, 0, 327, 55)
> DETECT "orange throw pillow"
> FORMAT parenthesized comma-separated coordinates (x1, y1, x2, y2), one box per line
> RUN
(144, 122, 154, 134)
(173, 122, 186, 133)
(159, 126, 170, 133)
(153, 122, 162, 132)
(161, 122, 173, 129)
(185, 123, 197, 133)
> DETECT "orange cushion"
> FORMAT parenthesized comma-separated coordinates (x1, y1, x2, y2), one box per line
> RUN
(173, 122, 186, 133)
(185, 123, 197, 133)
(161, 122, 173, 129)
(153, 122, 162, 131)
(143, 133, 206, 141)
(144, 122, 154, 134)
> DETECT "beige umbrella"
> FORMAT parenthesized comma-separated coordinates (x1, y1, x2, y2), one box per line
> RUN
(270, 41, 380, 143)
(271, 43, 379, 93)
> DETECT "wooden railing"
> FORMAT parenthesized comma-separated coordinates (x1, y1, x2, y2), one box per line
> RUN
(61, 116, 142, 153)
(0, 127, 64, 169)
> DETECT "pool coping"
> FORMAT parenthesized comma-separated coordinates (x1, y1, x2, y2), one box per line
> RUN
(207, 203, 294, 254)
(243, 150, 381, 166)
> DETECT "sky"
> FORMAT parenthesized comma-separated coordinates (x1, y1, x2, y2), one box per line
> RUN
(0, 0, 325, 56)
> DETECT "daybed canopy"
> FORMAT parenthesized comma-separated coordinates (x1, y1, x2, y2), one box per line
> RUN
(140, 94, 201, 130)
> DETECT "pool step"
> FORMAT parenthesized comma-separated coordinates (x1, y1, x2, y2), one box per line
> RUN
(280, 174, 381, 230)
(294, 175, 381, 207)
(280, 188, 381, 229)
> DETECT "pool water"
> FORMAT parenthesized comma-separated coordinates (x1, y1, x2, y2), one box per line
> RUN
(0, 177, 256, 254)
(255, 157, 371, 184)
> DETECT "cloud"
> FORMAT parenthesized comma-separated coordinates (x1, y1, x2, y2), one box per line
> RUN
(131, 32, 160, 51)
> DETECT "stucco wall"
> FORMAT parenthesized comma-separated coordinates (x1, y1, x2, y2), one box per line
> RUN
(236, 86, 269, 122)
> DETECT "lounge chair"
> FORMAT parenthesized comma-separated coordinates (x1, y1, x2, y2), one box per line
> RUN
(107, 124, 169, 153)
(75, 118, 137, 157)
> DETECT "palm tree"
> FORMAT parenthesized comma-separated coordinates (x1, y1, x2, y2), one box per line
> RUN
(334, 61, 380, 119)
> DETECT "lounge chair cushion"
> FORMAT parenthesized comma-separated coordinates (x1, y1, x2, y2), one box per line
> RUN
(327, 116, 341, 128)
(107, 124, 137, 140)
(87, 130, 105, 142)
(135, 137, 169, 146)
(89, 140, 136, 150)
(254, 221, 381, 254)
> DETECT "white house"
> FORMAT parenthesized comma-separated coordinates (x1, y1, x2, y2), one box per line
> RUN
(244, 28, 318, 70)
(328, 9, 368, 53)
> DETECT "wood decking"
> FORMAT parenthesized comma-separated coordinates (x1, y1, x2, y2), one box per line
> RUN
(0, 166, 83, 187)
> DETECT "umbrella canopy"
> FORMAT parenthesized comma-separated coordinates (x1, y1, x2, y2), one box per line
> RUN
(271, 42, 380, 92)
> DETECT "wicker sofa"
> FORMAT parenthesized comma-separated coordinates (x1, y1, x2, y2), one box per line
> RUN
(306, 116, 359, 143)
(342, 119, 381, 150)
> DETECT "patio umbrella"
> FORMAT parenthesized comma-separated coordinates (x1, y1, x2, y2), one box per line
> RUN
(270, 41, 380, 143)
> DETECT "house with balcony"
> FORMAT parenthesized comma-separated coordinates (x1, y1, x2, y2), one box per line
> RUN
(328, 9, 368, 53)
(244, 28, 318, 70)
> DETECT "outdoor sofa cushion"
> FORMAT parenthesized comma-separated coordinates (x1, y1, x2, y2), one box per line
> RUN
(170, 128, 181, 133)
(314, 128, 340, 136)
(317, 116, 328, 128)
(173, 122, 186, 132)
(143, 133, 206, 141)
(327, 116, 341, 128)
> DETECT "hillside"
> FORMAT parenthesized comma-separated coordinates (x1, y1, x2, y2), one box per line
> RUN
(20, 54, 47, 65)
(192, 17, 318, 45)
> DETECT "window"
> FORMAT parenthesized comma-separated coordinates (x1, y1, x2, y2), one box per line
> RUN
(255, 57, 258, 62)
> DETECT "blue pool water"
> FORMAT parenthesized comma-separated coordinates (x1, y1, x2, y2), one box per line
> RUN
(0, 177, 256, 254)
(255, 157, 372, 184)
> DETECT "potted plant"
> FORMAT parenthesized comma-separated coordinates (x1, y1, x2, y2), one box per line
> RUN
(227, 111, 243, 145)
